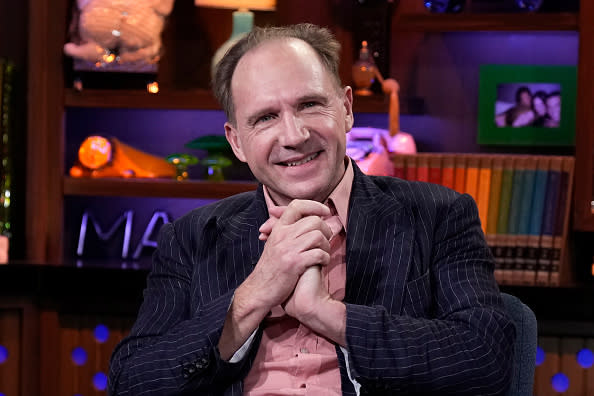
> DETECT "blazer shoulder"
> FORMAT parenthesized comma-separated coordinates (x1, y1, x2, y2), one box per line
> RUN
(370, 175, 461, 209)
(172, 190, 260, 229)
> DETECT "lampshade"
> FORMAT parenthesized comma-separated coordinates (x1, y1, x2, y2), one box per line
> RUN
(196, 0, 276, 78)
(195, 0, 275, 10)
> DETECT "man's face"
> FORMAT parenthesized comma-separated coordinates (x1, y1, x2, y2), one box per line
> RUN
(533, 97, 546, 117)
(225, 39, 354, 206)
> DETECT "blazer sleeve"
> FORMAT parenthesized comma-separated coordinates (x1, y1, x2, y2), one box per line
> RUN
(108, 220, 253, 395)
(344, 193, 516, 395)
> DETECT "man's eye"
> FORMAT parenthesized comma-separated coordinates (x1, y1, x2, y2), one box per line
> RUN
(256, 114, 275, 124)
(302, 101, 318, 109)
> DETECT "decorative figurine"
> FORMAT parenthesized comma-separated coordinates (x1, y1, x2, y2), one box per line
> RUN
(70, 135, 176, 178)
(166, 153, 199, 181)
(63, 0, 175, 66)
(185, 135, 233, 181)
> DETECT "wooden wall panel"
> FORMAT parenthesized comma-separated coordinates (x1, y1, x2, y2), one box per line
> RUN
(0, 309, 21, 396)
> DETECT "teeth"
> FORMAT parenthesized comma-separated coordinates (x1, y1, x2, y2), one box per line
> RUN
(286, 152, 319, 167)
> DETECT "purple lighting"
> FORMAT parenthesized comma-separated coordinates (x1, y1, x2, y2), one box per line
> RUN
(93, 372, 108, 391)
(577, 348, 594, 368)
(535, 346, 545, 366)
(94, 324, 109, 343)
(0, 345, 8, 364)
(551, 373, 569, 393)
(71, 347, 88, 366)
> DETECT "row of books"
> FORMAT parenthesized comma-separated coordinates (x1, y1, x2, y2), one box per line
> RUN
(0, 59, 14, 264)
(392, 153, 575, 287)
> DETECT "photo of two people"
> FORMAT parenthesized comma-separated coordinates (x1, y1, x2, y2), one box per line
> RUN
(494, 83, 561, 128)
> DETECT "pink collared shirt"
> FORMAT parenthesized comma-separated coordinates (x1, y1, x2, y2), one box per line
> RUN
(243, 158, 354, 395)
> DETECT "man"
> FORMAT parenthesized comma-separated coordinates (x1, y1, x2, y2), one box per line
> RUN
(109, 24, 515, 395)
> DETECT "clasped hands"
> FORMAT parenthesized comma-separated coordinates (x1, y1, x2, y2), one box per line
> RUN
(253, 199, 334, 324)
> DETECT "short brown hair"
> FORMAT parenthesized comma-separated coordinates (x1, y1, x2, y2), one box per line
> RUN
(212, 23, 342, 125)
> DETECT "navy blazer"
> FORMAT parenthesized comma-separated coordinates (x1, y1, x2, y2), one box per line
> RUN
(109, 162, 515, 395)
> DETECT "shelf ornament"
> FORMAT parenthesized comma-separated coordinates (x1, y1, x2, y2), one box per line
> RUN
(63, 0, 175, 71)
(70, 136, 176, 179)
(185, 135, 233, 181)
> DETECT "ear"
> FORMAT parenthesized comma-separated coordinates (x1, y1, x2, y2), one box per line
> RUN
(224, 122, 248, 163)
(343, 86, 354, 132)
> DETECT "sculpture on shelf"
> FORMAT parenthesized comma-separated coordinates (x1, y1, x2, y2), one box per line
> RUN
(69, 136, 175, 178)
(63, 0, 175, 67)
(185, 135, 233, 181)
(166, 154, 199, 181)
(348, 70, 417, 177)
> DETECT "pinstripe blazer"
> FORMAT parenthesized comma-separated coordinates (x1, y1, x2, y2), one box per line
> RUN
(109, 161, 515, 395)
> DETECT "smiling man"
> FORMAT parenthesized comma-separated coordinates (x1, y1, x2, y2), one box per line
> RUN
(109, 24, 515, 395)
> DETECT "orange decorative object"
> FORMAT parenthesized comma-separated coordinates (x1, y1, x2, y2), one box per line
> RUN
(70, 136, 175, 179)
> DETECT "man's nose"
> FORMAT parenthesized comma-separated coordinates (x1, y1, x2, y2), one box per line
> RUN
(279, 115, 309, 148)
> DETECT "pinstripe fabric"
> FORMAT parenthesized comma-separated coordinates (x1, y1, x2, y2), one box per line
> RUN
(109, 160, 515, 395)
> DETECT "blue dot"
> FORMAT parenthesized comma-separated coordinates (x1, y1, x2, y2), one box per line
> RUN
(577, 348, 594, 368)
(0, 345, 8, 363)
(551, 372, 569, 393)
(93, 372, 108, 391)
(535, 346, 545, 366)
(94, 324, 109, 343)
(71, 347, 88, 366)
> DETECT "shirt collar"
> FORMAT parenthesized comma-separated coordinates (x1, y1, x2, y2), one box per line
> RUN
(263, 157, 354, 230)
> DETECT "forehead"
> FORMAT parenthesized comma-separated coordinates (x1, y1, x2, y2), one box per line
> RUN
(230, 38, 336, 104)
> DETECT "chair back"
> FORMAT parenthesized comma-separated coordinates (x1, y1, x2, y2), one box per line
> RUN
(501, 292, 537, 396)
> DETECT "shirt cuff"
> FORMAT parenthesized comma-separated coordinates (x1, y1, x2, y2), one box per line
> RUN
(229, 328, 258, 363)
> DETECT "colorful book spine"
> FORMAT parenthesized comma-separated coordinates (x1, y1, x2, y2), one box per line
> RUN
(454, 154, 466, 194)
(486, 156, 503, 279)
(416, 153, 429, 182)
(549, 157, 575, 286)
(503, 156, 527, 285)
(515, 156, 537, 285)
(428, 155, 441, 185)
(464, 155, 480, 205)
(405, 154, 417, 181)
(536, 157, 562, 286)
(441, 154, 455, 190)
(495, 159, 515, 284)
(393, 154, 405, 179)
(523, 156, 550, 286)
(476, 156, 492, 234)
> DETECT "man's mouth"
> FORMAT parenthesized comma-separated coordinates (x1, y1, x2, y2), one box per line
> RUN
(282, 151, 321, 167)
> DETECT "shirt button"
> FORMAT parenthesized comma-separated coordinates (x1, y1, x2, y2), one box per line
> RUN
(300, 348, 309, 354)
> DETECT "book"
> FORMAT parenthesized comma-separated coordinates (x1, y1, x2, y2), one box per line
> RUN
(405, 154, 417, 181)
(454, 154, 466, 194)
(440, 154, 455, 190)
(428, 154, 441, 185)
(536, 157, 562, 286)
(416, 153, 429, 182)
(494, 158, 515, 284)
(549, 156, 575, 286)
(503, 156, 527, 285)
(515, 156, 537, 285)
(523, 156, 550, 286)
(476, 156, 492, 234)
(486, 156, 503, 280)
(464, 155, 480, 205)
(393, 154, 406, 179)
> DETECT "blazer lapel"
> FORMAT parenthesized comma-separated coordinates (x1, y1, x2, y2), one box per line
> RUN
(345, 165, 415, 314)
(217, 186, 268, 290)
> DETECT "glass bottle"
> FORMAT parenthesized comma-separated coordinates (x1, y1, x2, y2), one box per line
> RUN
(352, 41, 377, 96)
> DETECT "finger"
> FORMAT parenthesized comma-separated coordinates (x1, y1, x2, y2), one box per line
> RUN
(280, 200, 331, 225)
(293, 228, 331, 257)
(268, 206, 286, 218)
(258, 216, 278, 236)
(297, 248, 331, 269)
(291, 216, 333, 241)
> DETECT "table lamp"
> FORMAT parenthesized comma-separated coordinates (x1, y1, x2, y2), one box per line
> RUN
(195, 0, 276, 77)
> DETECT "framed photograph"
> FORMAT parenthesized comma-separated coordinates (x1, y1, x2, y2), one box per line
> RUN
(477, 65, 577, 146)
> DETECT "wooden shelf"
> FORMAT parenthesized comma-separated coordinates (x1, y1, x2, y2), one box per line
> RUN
(63, 177, 258, 199)
(65, 88, 425, 114)
(64, 88, 222, 110)
(394, 12, 578, 32)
